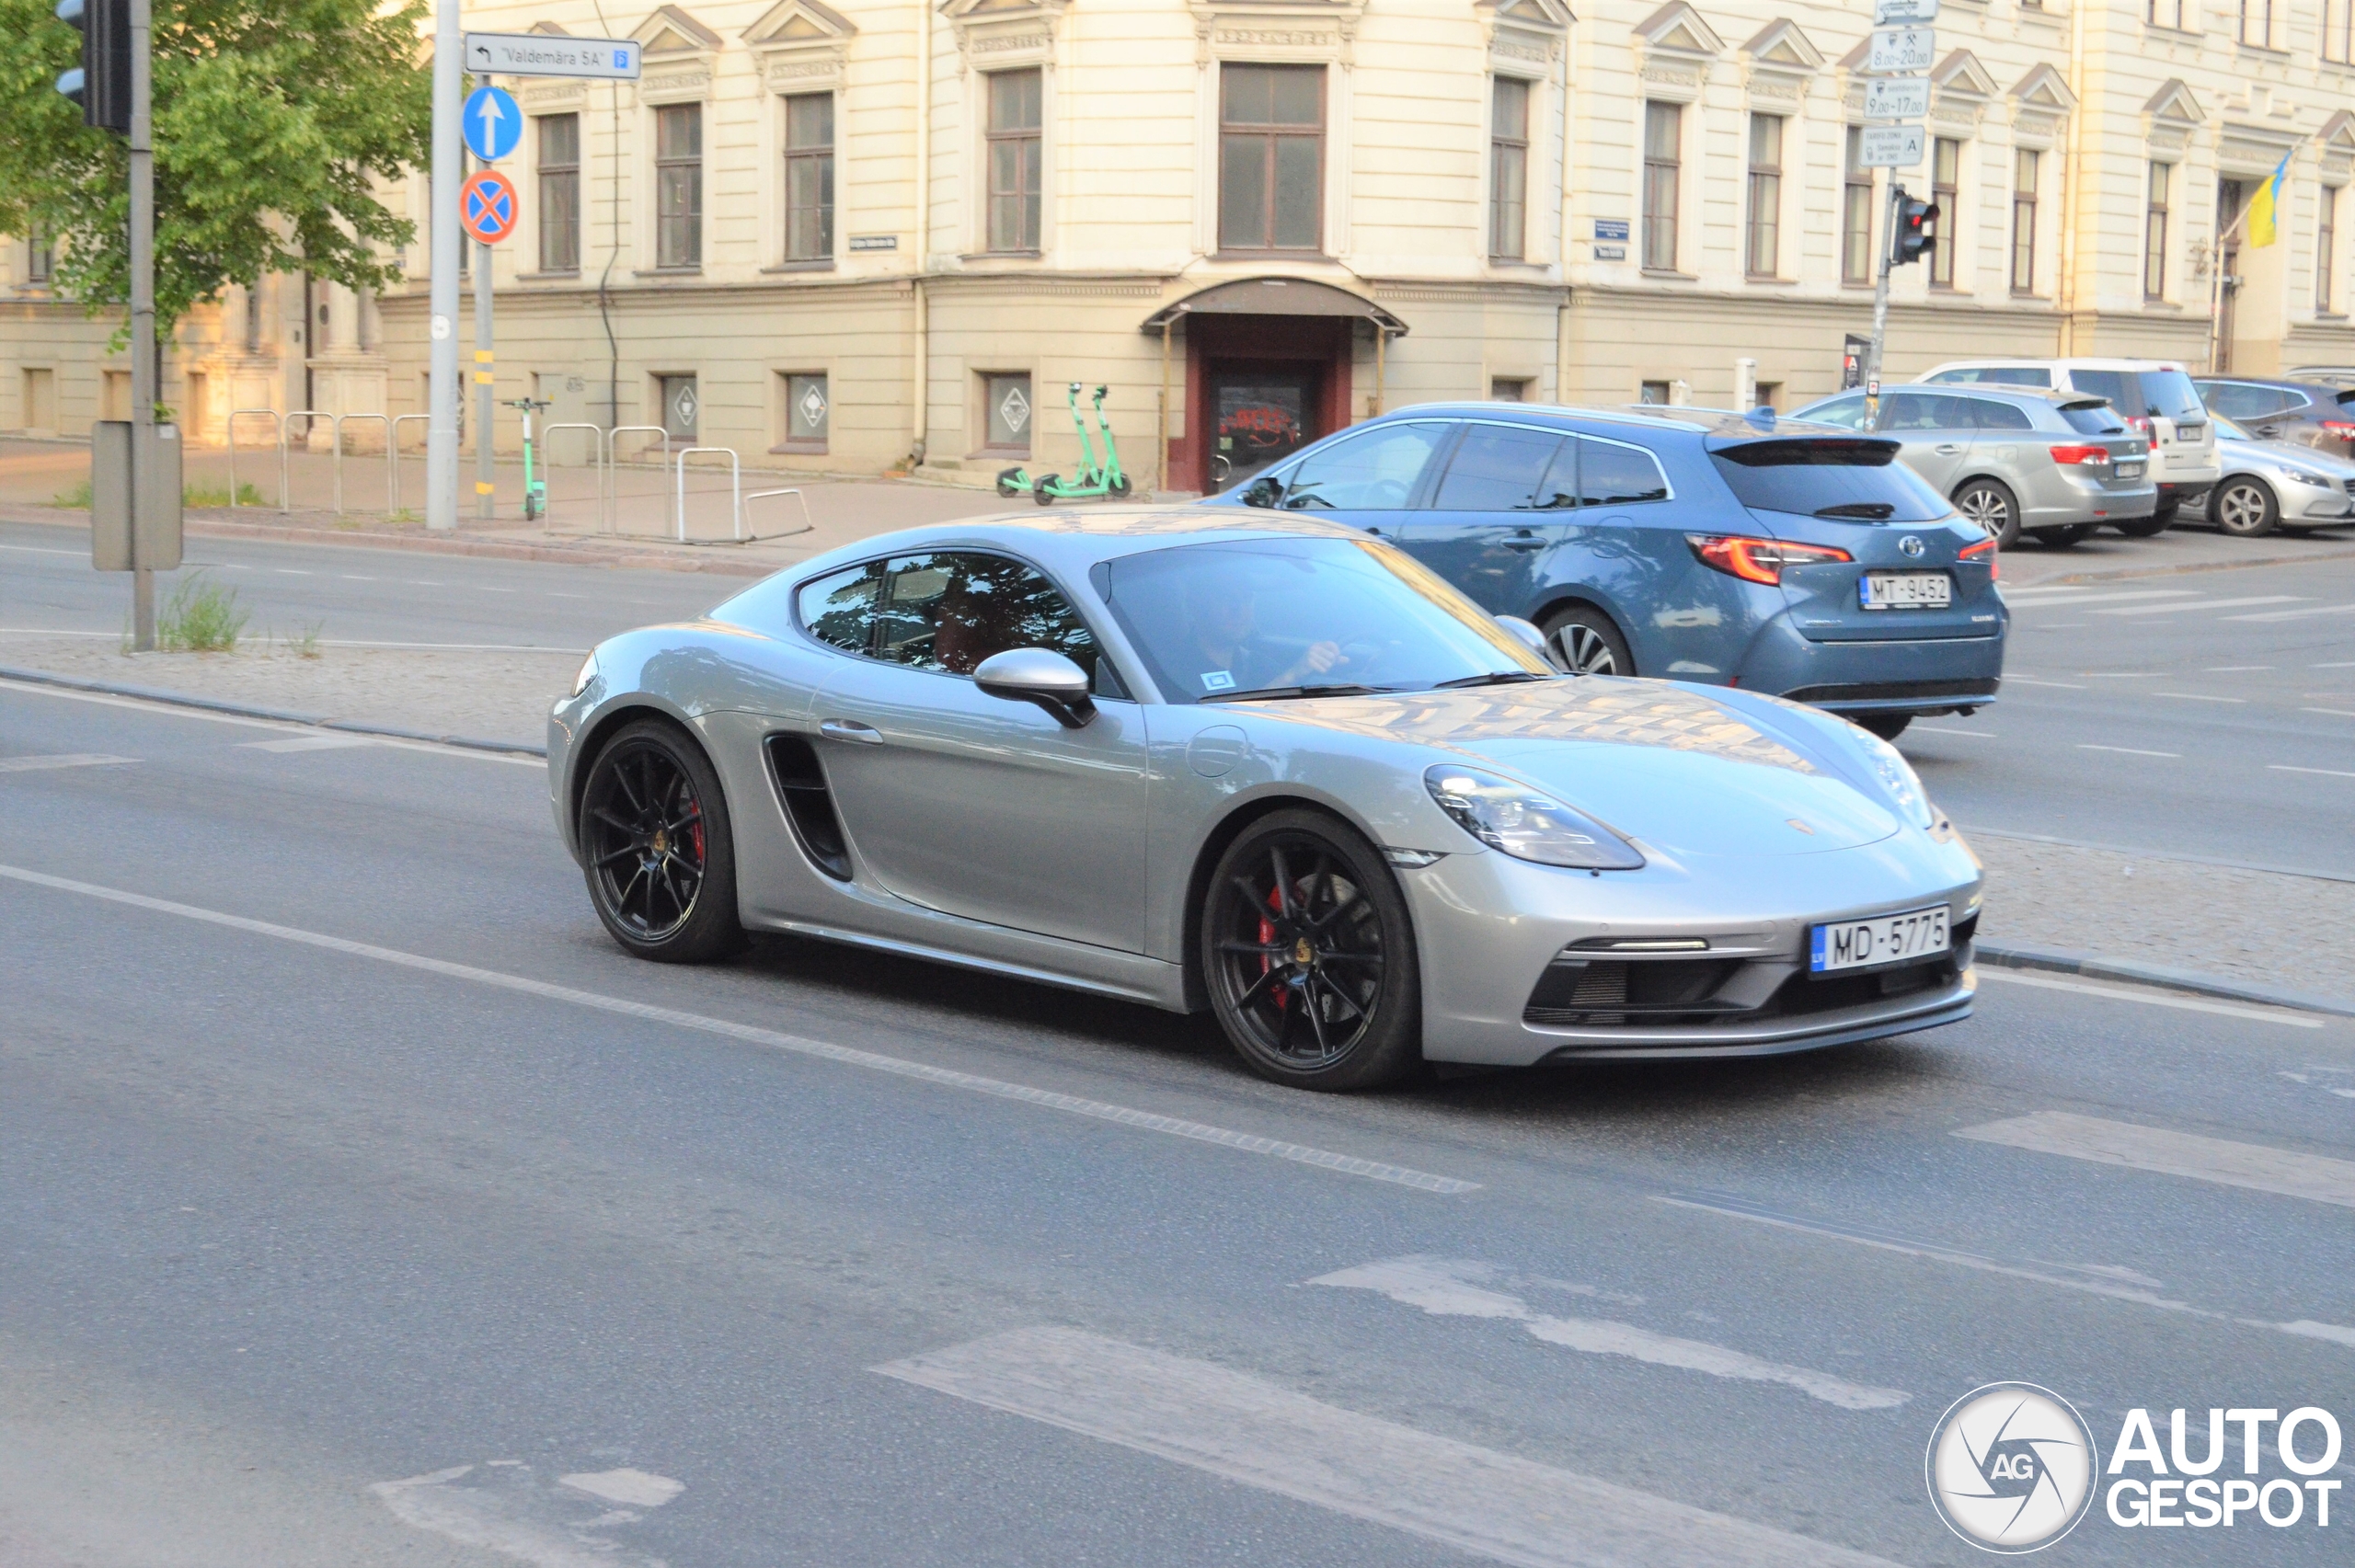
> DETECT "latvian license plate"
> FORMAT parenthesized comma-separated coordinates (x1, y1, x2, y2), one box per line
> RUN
(1860, 571, 1953, 610)
(2116, 460, 2145, 478)
(1811, 905, 1950, 974)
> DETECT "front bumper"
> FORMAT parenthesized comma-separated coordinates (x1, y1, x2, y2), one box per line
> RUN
(1403, 835, 1982, 1066)
(2280, 479, 2355, 522)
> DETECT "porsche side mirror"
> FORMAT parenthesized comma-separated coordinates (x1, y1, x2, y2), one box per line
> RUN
(1495, 615, 1566, 672)
(1241, 475, 1283, 509)
(974, 647, 1097, 728)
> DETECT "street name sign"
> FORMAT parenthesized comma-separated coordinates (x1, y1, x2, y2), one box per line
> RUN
(1868, 27, 1936, 72)
(459, 169, 520, 245)
(462, 85, 522, 163)
(465, 32, 641, 81)
(1874, 0, 1939, 22)
(1864, 77, 1931, 120)
(1859, 125, 1925, 168)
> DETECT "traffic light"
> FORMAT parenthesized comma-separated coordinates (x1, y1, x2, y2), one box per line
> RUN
(1891, 187, 1939, 268)
(55, 0, 131, 135)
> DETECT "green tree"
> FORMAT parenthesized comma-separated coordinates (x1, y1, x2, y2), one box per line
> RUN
(0, 0, 431, 343)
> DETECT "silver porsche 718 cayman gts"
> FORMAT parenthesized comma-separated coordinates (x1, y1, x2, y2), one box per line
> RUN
(548, 509, 1983, 1090)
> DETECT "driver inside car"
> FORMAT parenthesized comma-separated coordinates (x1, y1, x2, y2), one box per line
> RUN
(1178, 571, 1345, 694)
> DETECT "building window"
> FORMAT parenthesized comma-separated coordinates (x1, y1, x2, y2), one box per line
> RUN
(26, 230, 52, 285)
(2010, 147, 2039, 294)
(1930, 137, 1960, 288)
(1745, 114, 1783, 279)
(1843, 128, 1876, 285)
(537, 113, 580, 273)
(1219, 64, 1323, 253)
(785, 93, 834, 261)
(2145, 162, 2172, 299)
(655, 103, 703, 269)
(2240, 0, 2277, 46)
(783, 372, 829, 451)
(1490, 77, 1529, 261)
(1638, 379, 1672, 405)
(1641, 101, 1680, 271)
(982, 372, 1033, 452)
(986, 70, 1043, 254)
(2330, 0, 2354, 63)
(2148, 0, 2189, 28)
(659, 373, 699, 441)
(2322, 186, 2341, 311)
(1490, 377, 1532, 401)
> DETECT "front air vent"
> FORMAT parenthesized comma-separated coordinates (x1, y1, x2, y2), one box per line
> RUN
(1522, 957, 1743, 1026)
(764, 732, 853, 882)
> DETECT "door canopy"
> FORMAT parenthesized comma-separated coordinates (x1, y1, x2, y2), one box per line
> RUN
(1142, 277, 1407, 336)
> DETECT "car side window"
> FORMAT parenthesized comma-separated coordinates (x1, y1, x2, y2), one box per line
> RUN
(1430, 423, 1567, 511)
(1802, 395, 1869, 429)
(1280, 421, 1448, 510)
(873, 552, 1102, 682)
(1879, 393, 1962, 432)
(1983, 366, 2052, 388)
(1533, 439, 1579, 508)
(1577, 438, 1671, 506)
(1968, 398, 2034, 431)
(798, 561, 884, 652)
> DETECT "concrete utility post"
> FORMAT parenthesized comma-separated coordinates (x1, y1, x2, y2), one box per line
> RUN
(427, 0, 461, 530)
(128, 0, 155, 647)
(477, 235, 495, 518)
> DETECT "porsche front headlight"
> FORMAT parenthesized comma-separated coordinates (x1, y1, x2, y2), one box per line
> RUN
(1855, 729, 1936, 830)
(1424, 765, 1645, 870)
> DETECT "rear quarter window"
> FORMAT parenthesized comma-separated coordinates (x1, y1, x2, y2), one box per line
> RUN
(1968, 399, 2036, 431)
(1709, 440, 1954, 522)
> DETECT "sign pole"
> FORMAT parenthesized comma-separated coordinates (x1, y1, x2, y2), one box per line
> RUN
(1868, 181, 1899, 416)
(476, 234, 495, 519)
(427, 0, 461, 531)
(127, 0, 155, 647)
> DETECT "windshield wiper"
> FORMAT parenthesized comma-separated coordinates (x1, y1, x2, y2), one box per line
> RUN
(1205, 683, 1387, 703)
(1813, 502, 1896, 520)
(1430, 670, 1553, 689)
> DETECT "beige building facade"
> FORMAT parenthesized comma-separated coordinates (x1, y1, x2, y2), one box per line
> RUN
(6, 0, 2355, 491)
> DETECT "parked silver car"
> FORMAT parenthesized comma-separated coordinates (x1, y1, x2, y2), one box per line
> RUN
(1787, 386, 2154, 548)
(548, 510, 1982, 1089)
(2205, 414, 2355, 536)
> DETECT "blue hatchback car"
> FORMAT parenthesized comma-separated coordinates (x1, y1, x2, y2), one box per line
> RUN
(1199, 403, 2007, 738)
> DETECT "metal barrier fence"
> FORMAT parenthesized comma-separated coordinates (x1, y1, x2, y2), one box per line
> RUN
(390, 414, 431, 515)
(540, 422, 607, 533)
(225, 408, 287, 511)
(743, 486, 814, 540)
(672, 447, 741, 543)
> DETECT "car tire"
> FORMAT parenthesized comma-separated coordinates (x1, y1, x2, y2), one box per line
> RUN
(2115, 503, 2173, 538)
(578, 718, 747, 964)
(2211, 476, 2280, 538)
(1200, 809, 1422, 1092)
(1539, 605, 1634, 677)
(2028, 524, 2093, 548)
(1855, 713, 1913, 741)
(1952, 478, 2021, 547)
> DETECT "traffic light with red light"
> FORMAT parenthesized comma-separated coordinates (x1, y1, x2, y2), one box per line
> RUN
(1892, 187, 1939, 268)
(55, 0, 131, 134)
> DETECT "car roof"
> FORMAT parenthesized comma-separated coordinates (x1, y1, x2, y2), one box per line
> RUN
(1852, 384, 2095, 406)
(2193, 373, 2334, 391)
(779, 506, 1373, 584)
(1924, 357, 2191, 372)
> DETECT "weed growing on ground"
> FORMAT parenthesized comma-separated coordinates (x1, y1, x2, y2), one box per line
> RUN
(156, 572, 250, 652)
(182, 479, 266, 507)
(52, 477, 91, 507)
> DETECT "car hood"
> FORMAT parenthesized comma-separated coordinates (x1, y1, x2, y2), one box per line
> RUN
(1241, 678, 1904, 858)
(2243, 440, 2355, 477)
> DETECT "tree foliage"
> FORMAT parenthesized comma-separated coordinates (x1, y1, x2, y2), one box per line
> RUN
(0, 0, 431, 340)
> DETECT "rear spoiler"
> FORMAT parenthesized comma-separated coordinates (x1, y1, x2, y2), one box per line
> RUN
(1708, 436, 1903, 467)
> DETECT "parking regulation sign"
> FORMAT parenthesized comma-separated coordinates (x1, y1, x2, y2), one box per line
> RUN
(459, 169, 520, 245)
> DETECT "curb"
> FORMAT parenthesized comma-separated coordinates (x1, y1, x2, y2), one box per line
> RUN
(1962, 825, 2355, 886)
(0, 664, 546, 758)
(1975, 940, 2355, 1021)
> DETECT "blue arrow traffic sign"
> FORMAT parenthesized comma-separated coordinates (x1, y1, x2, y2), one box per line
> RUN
(463, 85, 523, 163)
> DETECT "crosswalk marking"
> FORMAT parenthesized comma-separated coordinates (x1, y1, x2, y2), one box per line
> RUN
(1955, 1111, 2355, 1207)
(2227, 602, 2355, 623)
(0, 752, 137, 774)
(2003, 589, 2200, 609)
(1973, 967, 2325, 1026)
(877, 1327, 1903, 1568)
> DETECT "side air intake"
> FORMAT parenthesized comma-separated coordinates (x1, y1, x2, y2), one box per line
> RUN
(764, 732, 853, 881)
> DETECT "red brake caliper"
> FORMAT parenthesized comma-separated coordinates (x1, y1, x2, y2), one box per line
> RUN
(1260, 884, 1286, 1012)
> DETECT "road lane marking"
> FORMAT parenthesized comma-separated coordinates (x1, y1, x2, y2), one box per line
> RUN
(1955, 1111, 2355, 1208)
(0, 752, 138, 773)
(2206, 666, 2274, 672)
(1308, 1256, 1906, 1410)
(2303, 707, 2355, 718)
(1973, 967, 2326, 1026)
(2097, 596, 2305, 616)
(0, 863, 1479, 1195)
(373, 1462, 679, 1566)
(238, 734, 377, 753)
(1913, 725, 1995, 738)
(2227, 602, 2355, 622)
(2154, 692, 2246, 703)
(339, 574, 375, 580)
(0, 678, 541, 765)
(2272, 763, 2355, 779)
(2079, 671, 2165, 678)
(2316, 661, 2355, 669)
(2075, 743, 2179, 758)
(0, 543, 83, 556)
(557, 1469, 684, 1507)
(273, 569, 314, 577)
(876, 1327, 1901, 1568)
(2004, 589, 2200, 607)
(2006, 677, 2086, 689)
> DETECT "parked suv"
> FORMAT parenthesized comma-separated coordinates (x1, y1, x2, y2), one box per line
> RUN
(1787, 385, 2154, 548)
(2190, 375, 2355, 460)
(1919, 358, 2217, 532)
(1200, 404, 2005, 739)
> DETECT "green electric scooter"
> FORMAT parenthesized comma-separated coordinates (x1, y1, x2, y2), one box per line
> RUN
(504, 395, 554, 521)
(996, 383, 1132, 505)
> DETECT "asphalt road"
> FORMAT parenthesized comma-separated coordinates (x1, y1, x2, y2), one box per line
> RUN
(6, 676, 2353, 1565)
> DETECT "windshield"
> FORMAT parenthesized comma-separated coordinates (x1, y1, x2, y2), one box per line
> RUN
(2140, 368, 2206, 419)
(1708, 439, 1955, 522)
(1097, 537, 1549, 704)
(2059, 401, 2128, 435)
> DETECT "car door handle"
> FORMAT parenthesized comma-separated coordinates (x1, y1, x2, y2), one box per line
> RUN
(1934, 443, 1964, 455)
(820, 718, 882, 745)
(1501, 531, 1547, 550)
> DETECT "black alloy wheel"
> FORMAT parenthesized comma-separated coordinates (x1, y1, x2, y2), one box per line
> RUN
(1952, 478, 2021, 548)
(2116, 502, 2174, 538)
(1540, 605, 1633, 677)
(579, 719, 746, 963)
(2028, 523, 2094, 548)
(2211, 476, 2280, 538)
(1200, 811, 1420, 1090)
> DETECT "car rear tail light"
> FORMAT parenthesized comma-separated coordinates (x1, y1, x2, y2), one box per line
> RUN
(2124, 414, 2153, 434)
(2049, 444, 2111, 466)
(1684, 534, 1853, 586)
(2321, 419, 2355, 441)
(1959, 536, 1999, 580)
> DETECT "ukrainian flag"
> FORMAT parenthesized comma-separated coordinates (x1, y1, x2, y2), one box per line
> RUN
(2247, 150, 2292, 247)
